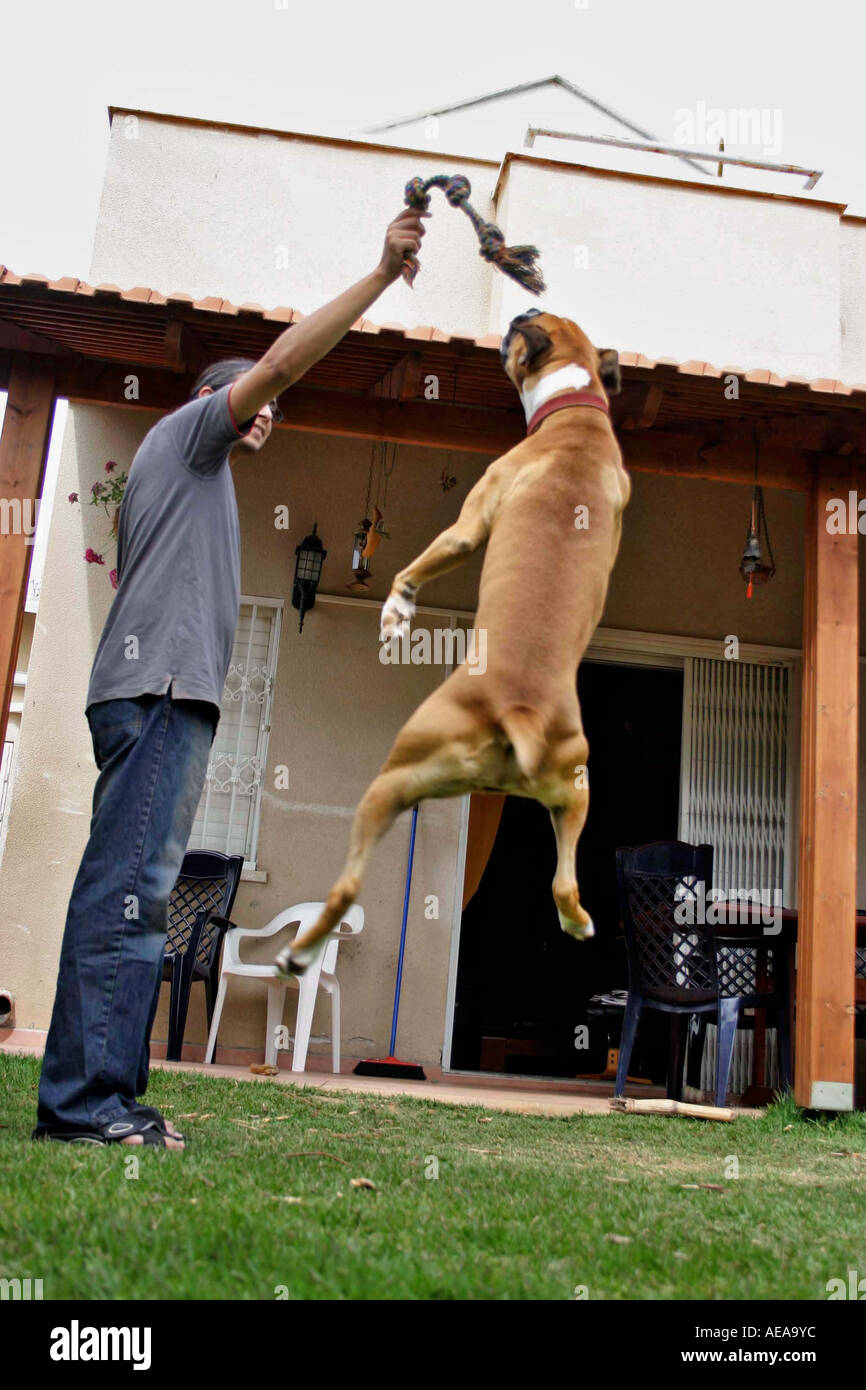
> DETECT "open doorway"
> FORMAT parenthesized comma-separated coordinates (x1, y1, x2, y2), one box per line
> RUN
(449, 660, 684, 1078)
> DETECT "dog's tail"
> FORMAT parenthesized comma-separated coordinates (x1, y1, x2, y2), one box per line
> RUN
(500, 705, 547, 780)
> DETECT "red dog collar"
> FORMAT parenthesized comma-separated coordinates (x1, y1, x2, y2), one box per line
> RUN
(526, 389, 610, 436)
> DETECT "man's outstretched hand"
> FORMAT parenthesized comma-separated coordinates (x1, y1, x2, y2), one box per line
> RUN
(377, 208, 429, 284)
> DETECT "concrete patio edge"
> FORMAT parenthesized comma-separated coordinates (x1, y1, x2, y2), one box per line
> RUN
(0, 1039, 761, 1119)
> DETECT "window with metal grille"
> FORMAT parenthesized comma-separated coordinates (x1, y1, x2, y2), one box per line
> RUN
(680, 657, 791, 900)
(186, 596, 283, 867)
(0, 739, 14, 828)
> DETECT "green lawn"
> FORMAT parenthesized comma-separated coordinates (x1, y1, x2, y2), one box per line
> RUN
(2, 1052, 864, 1300)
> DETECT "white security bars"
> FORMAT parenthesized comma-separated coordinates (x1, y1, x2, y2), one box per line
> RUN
(0, 739, 13, 828)
(187, 597, 283, 866)
(680, 657, 790, 898)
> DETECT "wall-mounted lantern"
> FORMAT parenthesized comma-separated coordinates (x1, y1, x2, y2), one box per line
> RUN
(292, 523, 327, 632)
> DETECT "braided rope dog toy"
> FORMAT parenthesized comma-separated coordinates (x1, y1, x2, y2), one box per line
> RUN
(400, 174, 545, 295)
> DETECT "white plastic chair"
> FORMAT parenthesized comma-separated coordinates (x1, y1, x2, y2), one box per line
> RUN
(204, 902, 364, 1073)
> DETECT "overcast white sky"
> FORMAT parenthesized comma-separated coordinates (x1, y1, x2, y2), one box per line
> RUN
(2, 0, 866, 280)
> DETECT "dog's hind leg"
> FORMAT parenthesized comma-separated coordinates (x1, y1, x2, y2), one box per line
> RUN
(550, 795, 594, 941)
(547, 731, 594, 941)
(275, 767, 409, 976)
(276, 726, 480, 976)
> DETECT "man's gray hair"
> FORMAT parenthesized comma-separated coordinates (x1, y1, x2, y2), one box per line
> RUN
(189, 358, 284, 422)
(189, 358, 258, 398)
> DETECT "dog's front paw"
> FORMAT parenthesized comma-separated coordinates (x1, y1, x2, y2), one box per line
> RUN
(380, 590, 415, 643)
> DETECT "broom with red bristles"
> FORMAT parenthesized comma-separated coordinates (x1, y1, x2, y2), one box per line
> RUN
(354, 805, 426, 1081)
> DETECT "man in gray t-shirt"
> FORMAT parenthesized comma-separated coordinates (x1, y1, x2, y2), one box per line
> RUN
(87, 379, 252, 713)
(35, 206, 427, 1148)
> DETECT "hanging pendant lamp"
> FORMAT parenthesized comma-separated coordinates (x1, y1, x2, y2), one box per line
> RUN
(739, 430, 775, 600)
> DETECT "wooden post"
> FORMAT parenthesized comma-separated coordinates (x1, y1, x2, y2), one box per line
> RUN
(796, 458, 859, 1110)
(0, 362, 56, 749)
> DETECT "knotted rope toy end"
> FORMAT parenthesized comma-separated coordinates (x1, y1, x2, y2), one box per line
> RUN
(401, 174, 545, 295)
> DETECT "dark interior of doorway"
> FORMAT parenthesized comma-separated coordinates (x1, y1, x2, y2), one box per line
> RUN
(449, 661, 684, 1080)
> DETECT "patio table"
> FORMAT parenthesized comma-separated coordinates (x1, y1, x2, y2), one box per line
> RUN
(714, 904, 866, 1106)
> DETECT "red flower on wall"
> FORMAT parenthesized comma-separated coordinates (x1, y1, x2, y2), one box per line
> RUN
(70, 462, 128, 586)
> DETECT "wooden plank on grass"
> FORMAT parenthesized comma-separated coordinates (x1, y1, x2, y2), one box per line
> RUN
(610, 1097, 736, 1122)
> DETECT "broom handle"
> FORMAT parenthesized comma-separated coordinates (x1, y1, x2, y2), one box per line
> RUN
(390, 805, 419, 1055)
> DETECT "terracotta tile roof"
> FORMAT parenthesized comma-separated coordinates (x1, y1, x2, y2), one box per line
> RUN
(2, 266, 866, 405)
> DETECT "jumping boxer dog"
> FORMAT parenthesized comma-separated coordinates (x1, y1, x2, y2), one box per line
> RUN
(276, 310, 630, 976)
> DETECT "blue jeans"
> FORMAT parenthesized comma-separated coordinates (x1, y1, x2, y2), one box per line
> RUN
(36, 693, 218, 1132)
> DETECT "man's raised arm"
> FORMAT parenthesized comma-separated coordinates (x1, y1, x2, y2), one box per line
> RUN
(228, 207, 427, 425)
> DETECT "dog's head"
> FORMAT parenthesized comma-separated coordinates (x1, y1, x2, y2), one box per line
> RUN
(500, 309, 621, 399)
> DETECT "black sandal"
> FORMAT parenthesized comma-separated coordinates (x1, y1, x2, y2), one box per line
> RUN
(32, 1112, 185, 1147)
(128, 1105, 189, 1145)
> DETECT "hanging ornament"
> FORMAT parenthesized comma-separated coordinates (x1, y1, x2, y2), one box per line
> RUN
(346, 436, 395, 591)
(739, 429, 775, 600)
(346, 517, 373, 592)
(440, 467, 457, 492)
(362, 506, 389, 559)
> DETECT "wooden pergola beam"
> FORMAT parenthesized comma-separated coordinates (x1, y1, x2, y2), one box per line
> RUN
(0, 322, 75, 359)
(795, 456, 859, 1110)
(620, 431, 814, 491)
(2, 357, 520, 458)
(0, 362, 56, 748)
(613, 382, 866, 454)
(0, 355, 828, 488)
(370, 350, 424, 401)
(619, 383, 664, 430)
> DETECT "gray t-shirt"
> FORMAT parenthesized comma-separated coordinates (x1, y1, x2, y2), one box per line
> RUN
(86, 385, 253, 713)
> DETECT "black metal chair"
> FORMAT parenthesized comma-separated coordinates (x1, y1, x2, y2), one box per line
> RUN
(163, 850, 244, 1061)
(615, 841, 792, 1106)
(856, 924, 866, 1030)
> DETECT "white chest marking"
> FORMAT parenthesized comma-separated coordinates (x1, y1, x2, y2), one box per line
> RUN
(520, 364, 592, 424)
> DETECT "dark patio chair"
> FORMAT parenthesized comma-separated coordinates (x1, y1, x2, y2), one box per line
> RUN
(614, 841, 792, 1106)
(163, 850, 244, 1061)
(856, 922, 866, 1027)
